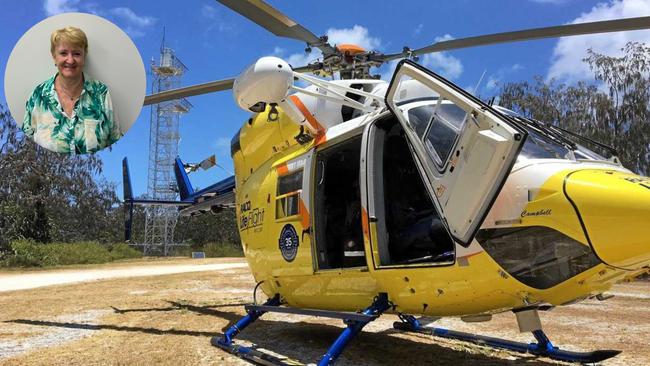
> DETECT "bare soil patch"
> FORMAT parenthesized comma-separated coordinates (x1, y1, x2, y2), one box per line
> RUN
(0, 259, 648, 365)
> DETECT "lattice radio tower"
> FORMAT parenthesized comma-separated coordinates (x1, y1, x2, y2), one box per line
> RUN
(143, 35, 192, 256)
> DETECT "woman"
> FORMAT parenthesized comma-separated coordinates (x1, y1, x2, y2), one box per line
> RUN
(22, 26, 121, 154)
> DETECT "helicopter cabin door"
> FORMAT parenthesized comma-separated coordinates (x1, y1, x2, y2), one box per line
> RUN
(384, 59, 526, 246)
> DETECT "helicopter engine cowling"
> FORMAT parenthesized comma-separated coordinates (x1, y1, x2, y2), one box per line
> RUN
(233, 56, 293, 112)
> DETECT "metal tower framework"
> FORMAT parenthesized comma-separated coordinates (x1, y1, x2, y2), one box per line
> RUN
(143, 44, 192, 256)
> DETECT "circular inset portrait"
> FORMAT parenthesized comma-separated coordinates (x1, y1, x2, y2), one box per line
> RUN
(4, 12, 146, 154)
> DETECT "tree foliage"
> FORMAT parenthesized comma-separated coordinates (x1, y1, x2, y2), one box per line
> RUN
(0, 105, 122, 251)
(121, 196, 238, 248)
(499, 42, 650, 175)
(175, 209, 239, 247)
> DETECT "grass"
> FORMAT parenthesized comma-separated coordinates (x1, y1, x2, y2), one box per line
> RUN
(1, 238, 245, 268)
(1, 240, 142, 268)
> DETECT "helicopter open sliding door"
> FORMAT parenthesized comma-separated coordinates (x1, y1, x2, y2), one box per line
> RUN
(362, 116, 457, 268)
(385, 60, 527, 246)
(312, 134, 367, 271)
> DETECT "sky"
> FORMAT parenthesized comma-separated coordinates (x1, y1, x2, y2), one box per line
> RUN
(1, 0, 650, 200)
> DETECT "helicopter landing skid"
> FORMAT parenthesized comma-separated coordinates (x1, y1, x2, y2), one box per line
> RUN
(212, 293, 390, 366)
(393, 315, 621, 364)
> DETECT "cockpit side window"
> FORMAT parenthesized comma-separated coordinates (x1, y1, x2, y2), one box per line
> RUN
(406, 102, 467, 168)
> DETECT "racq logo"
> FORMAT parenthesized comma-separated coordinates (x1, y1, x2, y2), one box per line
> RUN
(239, 200, 264, 230)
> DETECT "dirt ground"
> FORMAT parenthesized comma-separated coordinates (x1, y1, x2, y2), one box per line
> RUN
(0, 258, 648, 366)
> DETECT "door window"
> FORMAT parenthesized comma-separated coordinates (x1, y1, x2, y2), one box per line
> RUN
(386, 60, 526, 245)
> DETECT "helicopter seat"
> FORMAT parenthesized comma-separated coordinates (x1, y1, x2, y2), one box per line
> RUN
(375, 121, 455, 266)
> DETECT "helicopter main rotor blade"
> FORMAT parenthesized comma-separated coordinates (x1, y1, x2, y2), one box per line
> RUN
(380, 16, 650, 62)
(216, 0, 337, 55)
(143, 78, 235, 106)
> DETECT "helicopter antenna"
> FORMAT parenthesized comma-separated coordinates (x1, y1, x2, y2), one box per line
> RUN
(474, 69, 487, 94)
(160, 26, 166, 53)
(215, 162, 234, 176)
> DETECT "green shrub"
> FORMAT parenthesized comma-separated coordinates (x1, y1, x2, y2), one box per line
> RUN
(109, 243, 142, 260)
(0, 240, 142, 267)
(203, 242, 244, 257)
(49, 241, 112, 265)
(2, 240, 46, 267)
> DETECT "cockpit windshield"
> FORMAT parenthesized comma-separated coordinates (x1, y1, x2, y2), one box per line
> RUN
(519, 128, 571, 160)
(493, 106, 611, 162)
(403, 101, 613, 163)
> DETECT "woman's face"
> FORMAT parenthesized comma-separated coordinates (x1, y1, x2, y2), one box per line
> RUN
(53, 42, 85, 79)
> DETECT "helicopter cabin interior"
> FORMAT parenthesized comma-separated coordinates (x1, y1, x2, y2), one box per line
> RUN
(313, 113, 456, 271)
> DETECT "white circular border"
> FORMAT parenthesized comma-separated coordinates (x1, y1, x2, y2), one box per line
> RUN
(4, 12, 146, 137)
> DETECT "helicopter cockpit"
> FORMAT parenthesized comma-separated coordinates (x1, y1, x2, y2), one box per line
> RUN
(493, 106, 617, 164)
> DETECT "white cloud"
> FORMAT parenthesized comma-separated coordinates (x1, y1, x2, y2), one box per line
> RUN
(418, 34, 463, 80)
(44, 0, 79, 16)
(434, 34, 455, 43)
(110, 7, 155, 28)
(485, 76, 499, 91)
(326, 25, 381, 50)
(42, 1, 155, 38)
(420, 52, 464, 80)
(108, 8, 156, 38)
(547, 0, 650, 83)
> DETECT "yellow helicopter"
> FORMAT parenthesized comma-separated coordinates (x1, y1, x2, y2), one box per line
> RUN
(122, 1, 650, 365)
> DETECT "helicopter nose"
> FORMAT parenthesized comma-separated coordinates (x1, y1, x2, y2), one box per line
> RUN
(564, 169, 650, 270)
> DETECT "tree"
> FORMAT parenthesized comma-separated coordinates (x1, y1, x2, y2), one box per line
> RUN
(0, 104, 123, 250)
(499, 42, 650, 175)
(175, 209, 239, 247)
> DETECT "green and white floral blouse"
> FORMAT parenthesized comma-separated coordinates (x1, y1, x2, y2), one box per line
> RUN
(22, 74, 121, 154)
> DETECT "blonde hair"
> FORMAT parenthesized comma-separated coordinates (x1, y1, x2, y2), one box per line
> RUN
(50, 26, 88, 56)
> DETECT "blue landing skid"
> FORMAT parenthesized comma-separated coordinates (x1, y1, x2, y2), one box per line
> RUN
(212, 293, 390, 366)
(393, 315, 621, 364)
